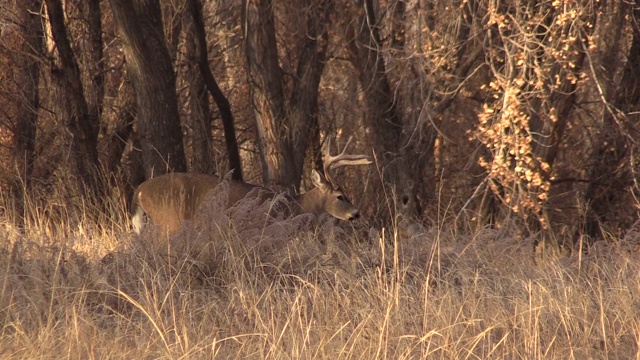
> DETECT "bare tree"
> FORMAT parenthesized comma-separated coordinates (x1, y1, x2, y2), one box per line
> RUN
(13, 0, 43, 188)
(45, 0, 101, 194)
(186, 0, 243, 180)
(181, 1, 214, 175)
(289, 0, 333, 185)
(242, 0, 291, 189)
(579, 1, 640, 238)
(78, 0, 104, 131)
(242, 0, 332, 190)
(109, 0, 187, 177)
(346, 0, 408, 213)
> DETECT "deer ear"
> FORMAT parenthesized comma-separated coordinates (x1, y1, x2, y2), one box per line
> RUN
(311, 169, 329, 189)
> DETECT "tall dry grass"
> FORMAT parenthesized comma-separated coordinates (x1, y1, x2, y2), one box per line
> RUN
(1, 183, 639, 359)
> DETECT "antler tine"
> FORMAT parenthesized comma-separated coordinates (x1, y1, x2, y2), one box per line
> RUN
(321, 135, 372, 186)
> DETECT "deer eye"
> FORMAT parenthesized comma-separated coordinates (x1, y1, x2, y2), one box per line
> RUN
(337, 194, 345, 201)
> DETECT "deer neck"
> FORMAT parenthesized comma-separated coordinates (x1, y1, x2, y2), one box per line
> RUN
(297, 187, 326, 215)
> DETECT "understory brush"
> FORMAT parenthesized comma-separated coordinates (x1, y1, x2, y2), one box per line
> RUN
(0, 190, 639, 359)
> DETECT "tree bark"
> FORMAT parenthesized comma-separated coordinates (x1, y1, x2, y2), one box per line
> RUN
(187, 0, 243, 180)
(288, 0, 332, 185)
(242, 0, 292, 189)
(348, 0, 405, 189)
(109, 0, 187, 177)
(103, 78, 136, 174)
(182, 3, 214, 175)
(79, 0, 104, 130)
(617, 5, 640, 109)
(14, 0, 43, 187)
(242, 0, 332, 190)
(45, 0, 101, 194)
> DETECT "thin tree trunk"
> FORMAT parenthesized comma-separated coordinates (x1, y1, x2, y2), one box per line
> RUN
(616, 5, 640, 109)
(187, 0, 243, 180)
(288, 0, 332, 184)
(11, 0, 44, 225)
(14, 0, 43, 187)
(45, 0, 101, 194)
(182, 5, 214, 175)
(79, 0, 104, 130)
(349, 0, 405, 189)
(103, 78, 135, 174)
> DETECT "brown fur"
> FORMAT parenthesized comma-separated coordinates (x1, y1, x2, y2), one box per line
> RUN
(131, 171, 360, 234)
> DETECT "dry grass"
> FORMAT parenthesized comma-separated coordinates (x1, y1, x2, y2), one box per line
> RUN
(1, 188, 640, 359)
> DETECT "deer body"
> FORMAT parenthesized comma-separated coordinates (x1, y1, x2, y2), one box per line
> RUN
(131, 173, 255, 234)
(131, 136, 370, 234)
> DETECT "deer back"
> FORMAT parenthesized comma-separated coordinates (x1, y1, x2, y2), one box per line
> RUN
(133, 173, 263, 234)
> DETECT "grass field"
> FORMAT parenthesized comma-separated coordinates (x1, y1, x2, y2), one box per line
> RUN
(1, 192, 639, 359)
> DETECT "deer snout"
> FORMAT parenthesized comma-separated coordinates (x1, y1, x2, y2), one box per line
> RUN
(348, 211, 360, 221)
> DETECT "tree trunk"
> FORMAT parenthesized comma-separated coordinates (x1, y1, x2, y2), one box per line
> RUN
(79, 0, 105, 132)
(578, 1, 634, 237)
(288, 0, 332, 185)
(14, 0, 43, 187)
(182, 4, 214, 175)
(348, 0, 405, 190)
(187, 0, 243, 180)
(103, 78, 136, 174)
(11, 0, 44, 224)
(45, 0, 101, 194)
(242, 0, 332, 190)
(109, 0, 187, 177)
(241, 0, 293, 189)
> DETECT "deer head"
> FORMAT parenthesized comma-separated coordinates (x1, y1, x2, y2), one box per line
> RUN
(297, 136, 371, 221)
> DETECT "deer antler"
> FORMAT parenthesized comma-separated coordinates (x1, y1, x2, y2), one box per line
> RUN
(321, 135, 372, 187)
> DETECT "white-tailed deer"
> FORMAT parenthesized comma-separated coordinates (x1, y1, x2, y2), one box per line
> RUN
(131, 137, 371, 234)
